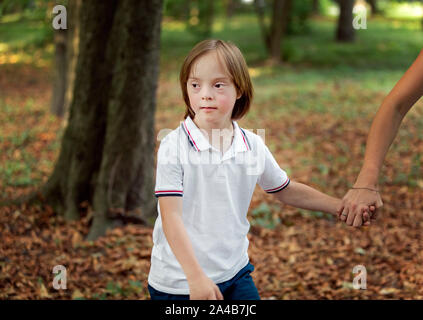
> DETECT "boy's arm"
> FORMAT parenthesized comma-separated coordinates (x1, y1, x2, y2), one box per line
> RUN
(158, 197, 223, 300)
(273, 180, 366, 217)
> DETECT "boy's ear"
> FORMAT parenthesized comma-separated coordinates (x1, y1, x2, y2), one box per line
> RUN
(236, 91, 242, 100)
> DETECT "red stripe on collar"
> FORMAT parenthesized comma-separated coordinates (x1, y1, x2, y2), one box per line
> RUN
(183, 120, 200, 151)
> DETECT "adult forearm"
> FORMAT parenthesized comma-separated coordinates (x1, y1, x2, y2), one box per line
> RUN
(356, 100, 407, 188)
(357, 49, 423, 188)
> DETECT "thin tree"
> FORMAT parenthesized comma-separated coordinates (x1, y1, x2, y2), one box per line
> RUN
(336, 0, 355, 42)
(51, 9, 67, 117)
(254, 0, 292, 64)
(312, 0, 319, 15)
(366, 0, 379, 16)
(51, 0, 81, 118)
(62, 0, 81, 120)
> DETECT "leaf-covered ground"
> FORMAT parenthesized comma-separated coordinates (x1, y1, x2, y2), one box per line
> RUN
(1, 61, 423, 300)
(1, 13, 423, 299)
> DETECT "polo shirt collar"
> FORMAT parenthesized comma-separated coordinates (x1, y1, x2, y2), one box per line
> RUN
(182, 116, 250, 153)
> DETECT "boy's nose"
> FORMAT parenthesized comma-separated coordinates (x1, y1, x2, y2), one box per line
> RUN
(200, 86, 213, 100)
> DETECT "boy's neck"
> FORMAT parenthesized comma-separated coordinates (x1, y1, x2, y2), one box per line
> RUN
(193, 116, 233, 135)
(192, 116, 234, 152)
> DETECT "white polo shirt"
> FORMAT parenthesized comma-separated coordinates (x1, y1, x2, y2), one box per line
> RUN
(148, 115, 290, 294)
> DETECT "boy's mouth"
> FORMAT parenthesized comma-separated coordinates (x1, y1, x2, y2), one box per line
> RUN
(200, 107, 217, 110)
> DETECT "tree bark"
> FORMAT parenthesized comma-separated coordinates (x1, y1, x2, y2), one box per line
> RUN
(51, 0, 81, 119)
(41, 0, 163, 240)
(51, 28, 67, 117)
(268, 0, 292, 63)
(62, 0, 81, 121)
(224, 0, 237, 19)
(198, 0, 214, 38)
(366, 0, 379, 16)
(336, 0, 355, 42)
(254, 0, 269, 50)
(254, 0, 292, 63)
(312, 0, 319, 15)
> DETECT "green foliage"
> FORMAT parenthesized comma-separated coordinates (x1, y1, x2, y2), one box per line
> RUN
(317, 0, 335, 16)
(0, 155, 40, 188)
(161, 12, 423, 72)
(164, 0, 190, 21)
(298, 209, 334, 221)
(383, 0, 423, 19)
(0, 2, 53, 54)
(0, 0, 50, 20)
(250, 201, 281, 229)
(104, 280, 143, 298)
(286, 0, 314, 35)
(0, 0, 34, 17)
(407, 153, 422, 187)
(0, 124, 41, 188)
(91, 292, 107, 300)
(186, 0, 216, 39)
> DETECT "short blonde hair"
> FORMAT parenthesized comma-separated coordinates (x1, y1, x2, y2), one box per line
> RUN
(180, 39, 253, 120)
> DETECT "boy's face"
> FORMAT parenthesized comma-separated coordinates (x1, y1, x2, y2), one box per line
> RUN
(187, 51, 241, 126)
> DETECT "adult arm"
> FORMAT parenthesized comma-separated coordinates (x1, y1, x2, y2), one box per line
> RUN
(338, 49, 423, 227)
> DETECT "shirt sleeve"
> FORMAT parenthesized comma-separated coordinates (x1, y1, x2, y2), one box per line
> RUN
(257, 143, 290, 194)
(154, 134, 184, 198)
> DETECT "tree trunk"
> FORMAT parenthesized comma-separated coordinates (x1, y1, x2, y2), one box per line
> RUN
(312, 0, 319, 15)
(205, 0, 214, 36)
(183, 0, 191, 22)
(253, 0, 293, 63)
(366, 0, 379, 16)
(198, 0, 214, 37)
(254, 0, 292, 63)
(268, 0, 292, 63)
(254, 0, 269, 50)
(224, 0, 237, 19)
(41, 0, 163, 240)
(62, 0, 81, 121)
(336, 0, 355, 42)
(51, 0, 81, 119)
(51, 28, 67, 117)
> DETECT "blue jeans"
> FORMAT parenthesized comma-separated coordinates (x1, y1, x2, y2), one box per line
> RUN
(148, 262, 260, 300)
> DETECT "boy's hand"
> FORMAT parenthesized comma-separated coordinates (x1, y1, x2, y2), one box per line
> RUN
(188, 274, 223, 300)
(338, 204, 376, 227)
(337, 188, 382, 226)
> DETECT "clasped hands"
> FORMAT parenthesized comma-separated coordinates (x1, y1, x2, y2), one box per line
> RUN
(336, 187, 383, 227)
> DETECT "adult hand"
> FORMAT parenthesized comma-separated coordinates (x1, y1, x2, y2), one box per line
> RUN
(337, 188, 383, 227)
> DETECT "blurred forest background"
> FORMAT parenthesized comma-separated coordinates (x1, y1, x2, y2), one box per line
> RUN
(1, 0, 423, 299)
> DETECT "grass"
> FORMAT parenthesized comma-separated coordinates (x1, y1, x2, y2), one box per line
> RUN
(160, 13, 423, 124)
(1, 7, 423, 300)
(1, 8, 423, 197)
(0, 8, 53, 66)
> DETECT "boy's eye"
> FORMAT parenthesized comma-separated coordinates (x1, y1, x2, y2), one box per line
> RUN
(215, 83, 224, 88)
(191, 83, 199, 88)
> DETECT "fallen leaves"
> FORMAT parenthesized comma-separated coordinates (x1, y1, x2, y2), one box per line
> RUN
(1, 63, 423, 300)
